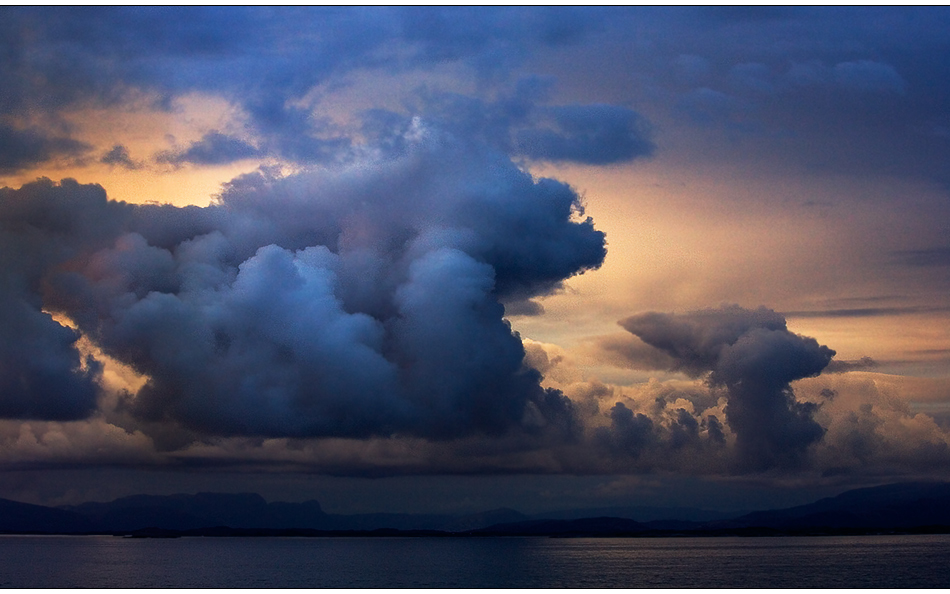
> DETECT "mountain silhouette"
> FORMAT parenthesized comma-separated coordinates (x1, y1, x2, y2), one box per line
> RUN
(0, 498, 89, 533)
(714, 482, 950, 530)
(0, 481, 948, 535)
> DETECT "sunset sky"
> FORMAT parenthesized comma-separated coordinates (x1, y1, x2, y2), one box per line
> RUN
(1, 7, 949, 514)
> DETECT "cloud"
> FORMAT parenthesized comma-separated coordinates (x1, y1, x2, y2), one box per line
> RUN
(587, 333, 678, 371)
(156, 132, 262, 166)
(673, 54, 711, 85)
(3, 124, 604, 443)
(892, 247, 950, 267)
(2, 7, 949, 489)
(729, 62, 775, 95)
(595, 402, 657, 456)
(391, 83, 655, 167)
(618, 305, 788, 377)
(0, 8, 387, 113)
(3, 8, 949, 187)
(833, 60, 906, 94)
(799, 373, 950, 476)
(100, 145, 138, 169)
(0, 8, 617, 169)
(618, 305, 835, 470)
(675, 88, 747, 126)
(515, 104, 655, 165)
(0, 178, 125, 420)
(397, 7, 606, 77)
(824, 356, 879, 374)
(0, 295, 101, 421)
(524, 335, 950, 481)
(606, 8, 950, 186)
(0, 124, 90, 174)
(0, 418, 155, 467)
(784, 306, 950, 318)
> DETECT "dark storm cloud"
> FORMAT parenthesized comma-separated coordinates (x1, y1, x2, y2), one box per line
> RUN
(2, 126, 604, 441)
(0, 178, 126, 419)
(0, 124, 90, 174)
(0, 293, 100, 420)
(619, 305, 835, 470)
(156, 132, 262, 166)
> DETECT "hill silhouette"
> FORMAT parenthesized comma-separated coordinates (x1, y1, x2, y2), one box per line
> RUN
(0, 481, 948, 536)
(713, 482, 950, 531)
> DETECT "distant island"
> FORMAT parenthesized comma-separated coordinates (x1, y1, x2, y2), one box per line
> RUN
(2, 482, 950, 538)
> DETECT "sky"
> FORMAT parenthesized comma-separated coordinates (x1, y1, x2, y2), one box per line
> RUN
(1, 7, 949, 514)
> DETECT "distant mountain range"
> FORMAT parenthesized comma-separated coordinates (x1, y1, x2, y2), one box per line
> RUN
(2, 482, 950, 537)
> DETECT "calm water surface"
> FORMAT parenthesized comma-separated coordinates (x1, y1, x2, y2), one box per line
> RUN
(0, 534, 948, 588)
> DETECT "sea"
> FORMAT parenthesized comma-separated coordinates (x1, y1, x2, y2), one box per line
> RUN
(0, 534, 948, 588)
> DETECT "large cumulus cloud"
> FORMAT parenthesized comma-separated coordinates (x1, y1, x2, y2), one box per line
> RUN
(2, 123, 603, 441)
